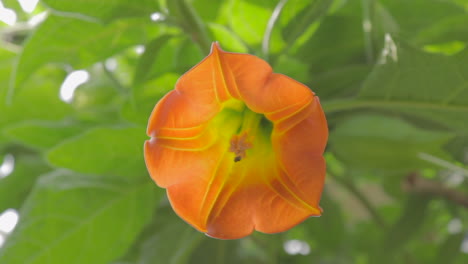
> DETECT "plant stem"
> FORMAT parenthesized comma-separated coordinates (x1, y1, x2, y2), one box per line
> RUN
(403, 173, 468, 208)
(262, 0, 289, 60)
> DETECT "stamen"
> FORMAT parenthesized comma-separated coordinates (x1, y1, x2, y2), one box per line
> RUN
(229, 132, 252, 162)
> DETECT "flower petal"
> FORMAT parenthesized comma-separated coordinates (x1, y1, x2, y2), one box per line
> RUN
(145, 43, 328, 239)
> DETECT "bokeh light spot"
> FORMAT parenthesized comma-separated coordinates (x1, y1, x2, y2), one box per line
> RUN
(60, 70, 90, 103)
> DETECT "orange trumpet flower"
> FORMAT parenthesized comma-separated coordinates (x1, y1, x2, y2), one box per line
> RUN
(144, 43, 328, 239)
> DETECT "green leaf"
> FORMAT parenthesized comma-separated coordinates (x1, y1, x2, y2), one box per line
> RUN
(167, 0, 212, 54)
(380, 0, 466, 43)
(272, 55, 309, 84)
(414, 15, 468, 46)
(0, 49, 17, 144)
(329, 114, 454, 172)
(70, 69, 124, 123)
(192, 0, 223, 22)
(433, 233, 465, 264)
(123, 73, 179, 126)
(189, 239, 252, 264)
(0, 170, 157, 264)
(42, 0, 159, 22)
(207, 23, 248, 53)
(371, 195, 432, 264)
(47, 126, 148, 178)
(1, 67, 72, 128)
(0, 155, 49, 212)
(13, 15, 153, 90)
(286, 193, 346, 253)
(125, 206, 205, 264)
(132, 34, 174, 87)
(294, 9, 365, 73)
(281, 0, 333, 48)
(423, 41, 466, 56)
(0, 48, 15, 86)
(135, 37, 204, 82)
(358, 43, 468, 133)
(173, 38, 206, 69)
(229, 0, 273, 47)
(311, 64, 372, 100)
(3, 121, 86, 151)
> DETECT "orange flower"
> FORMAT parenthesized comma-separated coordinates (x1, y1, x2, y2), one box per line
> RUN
(144, 43, 328, 239)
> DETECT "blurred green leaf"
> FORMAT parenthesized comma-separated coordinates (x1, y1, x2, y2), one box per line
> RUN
(0, 49, 19, 135)
(312, 64, 372, 100)
(0, 170, 157, 264)
(423, 41, 466, 56)
(189, 238, 254, 264)
(126, 206, 205, 264)
(167, 0, 212, 53)
(278, 0, 309, 27)
(272, 55, 309, 83)
(294, 7, 365, 73)
(281, 0, 333, 48)
(13, 15, 154, 90)
(207, 23, 248, 53)
(372, 195, 432, 263)
(71, 70, 125, 123)
(229, 0, 273, 47)
(286, 193, 346, 254)
(358, 44, 468, 133)
(330, 114, 454, 172)
(1, 67, 72, 128)
(133, 34, 174, 87)
(122, 73, 179, 126)
(192, 0, 223, 22)
(0, 49, 15, 84)
(446, 134, 468, 163)
(0, 155, 49, 212)
(42, 0, 159, 22)
(433, 233, 465, 264)
(414, 15, 468, 46)
(380, 0, 466, 44)
(118, 209, 274, 264)
(137, 37, 204, 81)
(3, 121, 86, 151)
(47, 126, 148, 178)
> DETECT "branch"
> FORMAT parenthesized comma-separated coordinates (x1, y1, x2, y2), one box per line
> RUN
(403, 173, 468, 208)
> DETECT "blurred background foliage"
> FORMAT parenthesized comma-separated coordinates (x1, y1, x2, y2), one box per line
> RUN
(1, 0, 468, 263)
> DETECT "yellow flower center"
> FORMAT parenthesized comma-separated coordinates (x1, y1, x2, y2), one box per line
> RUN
(226, 102, 269, 162)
